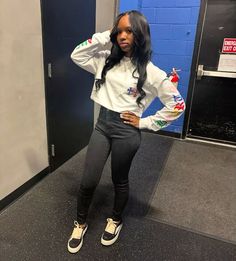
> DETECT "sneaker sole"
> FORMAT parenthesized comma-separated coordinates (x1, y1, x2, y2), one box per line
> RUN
(101, 223, 123, 246)
(67, 225, 88, 254)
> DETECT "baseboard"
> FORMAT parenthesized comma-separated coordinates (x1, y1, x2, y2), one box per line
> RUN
(142, 129, 182, 139)
(0, 167, 50, 212)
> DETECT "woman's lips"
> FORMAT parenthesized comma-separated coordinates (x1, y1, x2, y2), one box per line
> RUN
(119, 43, 129, 48)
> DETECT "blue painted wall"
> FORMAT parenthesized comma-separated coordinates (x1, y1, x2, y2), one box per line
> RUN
(120, 0, 201, 134)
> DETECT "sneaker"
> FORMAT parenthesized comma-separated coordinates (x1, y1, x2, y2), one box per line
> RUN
(67, 221, 88, 253)
(101, 218, 123, 246)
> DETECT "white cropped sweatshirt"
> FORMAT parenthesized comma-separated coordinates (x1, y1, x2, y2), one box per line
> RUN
(71, 30, 185, 132)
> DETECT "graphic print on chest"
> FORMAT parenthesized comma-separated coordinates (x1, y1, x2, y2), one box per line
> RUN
(127, 87, 138, 97)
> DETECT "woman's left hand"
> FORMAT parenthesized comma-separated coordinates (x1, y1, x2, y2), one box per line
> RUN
(120, 111, 140, 128)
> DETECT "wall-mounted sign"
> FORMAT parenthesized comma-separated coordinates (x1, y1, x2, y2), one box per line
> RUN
(222, 38, 236, 53)
(218, 54, 236, 72)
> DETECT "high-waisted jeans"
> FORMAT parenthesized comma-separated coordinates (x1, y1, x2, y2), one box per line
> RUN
(77, 106, 141, 223)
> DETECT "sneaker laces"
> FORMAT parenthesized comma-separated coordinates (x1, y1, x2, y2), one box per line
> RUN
(71, 221, 85, 239)
(105, 218, 120, 234)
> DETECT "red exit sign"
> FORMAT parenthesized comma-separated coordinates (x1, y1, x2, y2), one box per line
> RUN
(222, 38, 236, 53)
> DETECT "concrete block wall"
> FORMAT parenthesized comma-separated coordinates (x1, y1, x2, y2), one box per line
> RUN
(120, 0, 201, 134)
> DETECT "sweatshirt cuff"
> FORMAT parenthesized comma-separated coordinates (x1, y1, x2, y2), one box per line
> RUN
(93, 30, 111, 46)
(139, 117, 151, 130)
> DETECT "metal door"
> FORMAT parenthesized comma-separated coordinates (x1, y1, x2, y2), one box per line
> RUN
(41, 0, 95, 170)
(186, 0, 236, 144)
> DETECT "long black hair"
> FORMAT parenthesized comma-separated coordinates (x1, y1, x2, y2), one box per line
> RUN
(95, 10, 152, 107)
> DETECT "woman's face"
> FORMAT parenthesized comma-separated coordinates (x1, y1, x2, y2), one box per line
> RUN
(116, 14, 134, 57)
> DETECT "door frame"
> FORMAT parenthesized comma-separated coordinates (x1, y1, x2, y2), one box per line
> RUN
(40, 0, 53, 171)
(183, 0, 207, 139)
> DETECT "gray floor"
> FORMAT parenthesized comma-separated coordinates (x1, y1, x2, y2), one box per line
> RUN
(148, 140, 236, 244)
(1, 133, 236, 261)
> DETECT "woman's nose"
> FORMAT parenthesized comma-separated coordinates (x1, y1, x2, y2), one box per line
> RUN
(119, 31, 127, 40)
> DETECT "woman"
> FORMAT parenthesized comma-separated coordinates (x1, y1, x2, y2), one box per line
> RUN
(67, 10, 185, 253)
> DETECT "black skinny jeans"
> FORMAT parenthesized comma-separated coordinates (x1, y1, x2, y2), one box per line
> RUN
(77, 106, 141, 223)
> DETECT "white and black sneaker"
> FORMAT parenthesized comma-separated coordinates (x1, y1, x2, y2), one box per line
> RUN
(67, 221, 88, 254)
(101, 218, 123, 246)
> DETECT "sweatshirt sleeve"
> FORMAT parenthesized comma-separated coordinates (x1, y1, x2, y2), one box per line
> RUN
(71, 30, 111, 74)
(139, 64, 186, 132)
